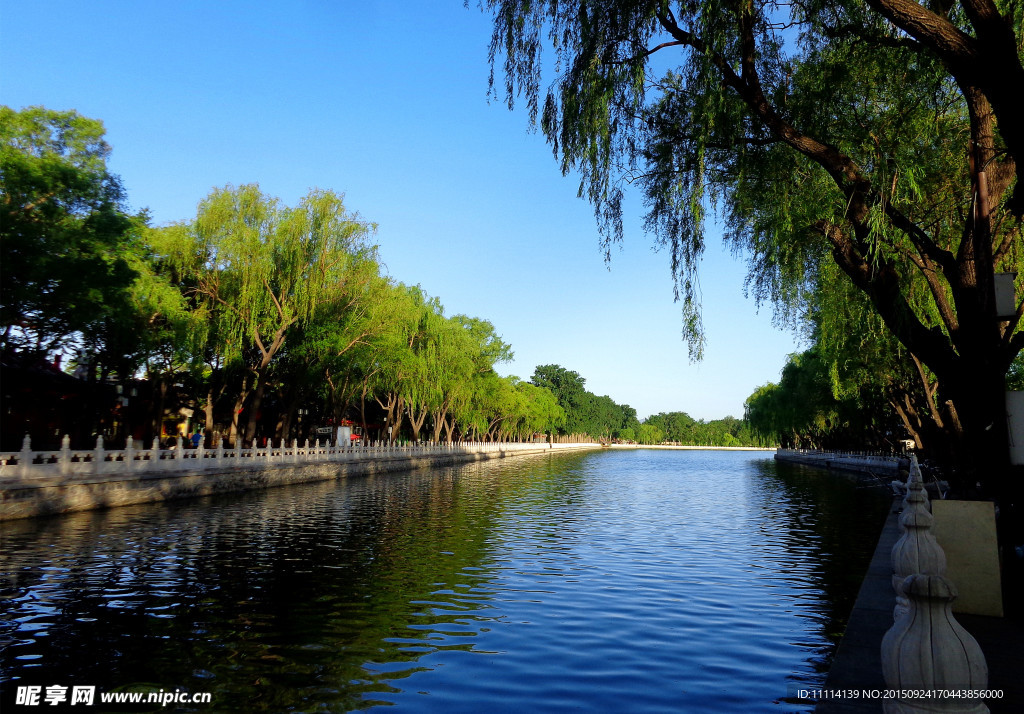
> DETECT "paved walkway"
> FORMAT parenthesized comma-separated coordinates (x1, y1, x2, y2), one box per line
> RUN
(816, 500, 1023, 713)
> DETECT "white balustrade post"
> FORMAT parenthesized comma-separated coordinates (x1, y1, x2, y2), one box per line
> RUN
(293, 438, 299, 463)
(195, 435, 205, 469)
(151, 437, 160, 470)
(216, 437, 225, 466)
(60, 435, 72, 476)
(175, 436, 183, 467)
(235, 436, 243, 465)
(124, 436, 135, 473)
(881, 574, 989, 714)
(93, 435, 105, 475)
(19, 434, 32, 479)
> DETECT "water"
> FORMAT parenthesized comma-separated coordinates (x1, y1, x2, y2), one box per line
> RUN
(0, 449, 889, 712)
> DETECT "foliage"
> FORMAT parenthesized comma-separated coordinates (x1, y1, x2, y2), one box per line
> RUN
(530, 363, 639, 438)
(642, 411, 768, 446)
(480, 0, 1024, 492)
(156, 184, 379, 442)
(3, 106, 763, 451)
(1, 106, 142, 360)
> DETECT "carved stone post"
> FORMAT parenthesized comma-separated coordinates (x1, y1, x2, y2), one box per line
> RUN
(882, 574, 989, 713)
(125, 436, 135, 472)
(93, 435, 105, 475)
(19, 434, 32, 478)
(61, 435, 72, 476)
(892, 497, 946, 620)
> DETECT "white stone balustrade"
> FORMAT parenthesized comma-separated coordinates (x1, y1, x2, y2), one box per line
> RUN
(0, 435, 592, 479)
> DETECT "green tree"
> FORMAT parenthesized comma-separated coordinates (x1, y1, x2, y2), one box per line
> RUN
(1, 106, 141, 359)
(530, 364, 590, 433)
(165, 184, 378, 445)
(481, 1, 1024, 496)
(637, 423, 665, 445)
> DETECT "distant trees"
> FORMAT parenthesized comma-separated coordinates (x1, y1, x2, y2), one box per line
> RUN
(530, 364, 638, 439)
(641, 411, 765, 447)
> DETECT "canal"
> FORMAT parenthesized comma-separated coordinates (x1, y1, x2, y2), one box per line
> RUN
(0, 449, 889, 712)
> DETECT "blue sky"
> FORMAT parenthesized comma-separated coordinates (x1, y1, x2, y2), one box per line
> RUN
(1, 0, 800, 420)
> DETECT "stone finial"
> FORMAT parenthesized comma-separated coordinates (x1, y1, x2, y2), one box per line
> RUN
(19, 434, 33, 477)
(93, 435, 106, 474)
(892, 504, 947, 620)
(901, 455, 929, 513)
(882, 574, 989, 713)
(892, 454, 943, 618)
(59, 435, 72, 475)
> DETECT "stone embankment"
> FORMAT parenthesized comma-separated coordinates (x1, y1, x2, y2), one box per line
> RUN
(0, 439, 600, 521)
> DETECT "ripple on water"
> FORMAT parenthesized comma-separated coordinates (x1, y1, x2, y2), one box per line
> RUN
(0, 450, 888, 712)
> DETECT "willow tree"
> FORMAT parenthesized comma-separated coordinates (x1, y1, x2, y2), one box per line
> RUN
(510, 379, 565, 440)
(482, 0, 1024, 497)
(810, 259, 950, 453)
(166, 185, 378, 444)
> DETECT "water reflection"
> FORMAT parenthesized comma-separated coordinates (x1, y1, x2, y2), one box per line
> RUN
(1, 451, 888, 712)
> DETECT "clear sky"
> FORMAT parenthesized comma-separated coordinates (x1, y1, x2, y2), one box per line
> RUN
(1, 0, 801, 420)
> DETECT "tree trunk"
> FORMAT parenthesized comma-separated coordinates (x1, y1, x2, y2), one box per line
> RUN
(152, 376, 167, 442)
(244, 374, 268, 445)
(229, 375, 249, 447)
(407, 402, 428, 442)
(204, 385, 215, 435)
(276, 387, 303, 442)
(938, 363, 1011, 499)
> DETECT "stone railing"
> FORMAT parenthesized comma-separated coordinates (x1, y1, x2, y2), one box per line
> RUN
(778, 447, 905, 459)
(0, 435, 596, 480)
(881, 455, 989, 713)
(774, 448, 904, 477)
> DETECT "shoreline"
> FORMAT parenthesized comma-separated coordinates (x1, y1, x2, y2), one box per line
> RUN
(0, 444, 601, 521)
(608, 444, 777, 451)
